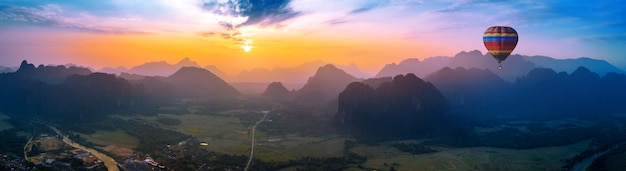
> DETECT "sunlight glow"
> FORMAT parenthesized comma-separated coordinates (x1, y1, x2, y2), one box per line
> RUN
(237, 27, 257, 52)
(241, 39, 253, 52)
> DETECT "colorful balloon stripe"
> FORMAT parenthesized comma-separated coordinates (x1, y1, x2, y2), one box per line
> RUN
(483, 26, 518, 64)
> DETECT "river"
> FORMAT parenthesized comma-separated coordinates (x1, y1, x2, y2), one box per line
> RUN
(47, 125, 120, 171)
(570, 143, 625, 171)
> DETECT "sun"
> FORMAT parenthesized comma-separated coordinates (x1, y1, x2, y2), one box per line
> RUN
(241, 39, 253, 52)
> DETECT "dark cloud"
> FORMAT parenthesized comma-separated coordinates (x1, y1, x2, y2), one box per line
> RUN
(201, 0, 300, 28)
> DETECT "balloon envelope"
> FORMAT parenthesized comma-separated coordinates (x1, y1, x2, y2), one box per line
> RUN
(483, 26, 518, 64)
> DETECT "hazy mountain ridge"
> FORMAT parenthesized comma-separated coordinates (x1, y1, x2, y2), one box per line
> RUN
(262, 82, 293, 101)
(295, 64, 362, 106)
(234, 60, 370, 83)
(0, 61, 239, 122)
(376, 50, 624, 81)
(337, 73, 450, 136)
(422, 66, 626, 119)
(14, 60, 93, 84)
(126, 57, 201, 76)
(425, 67, 511, 111)
(164, 66, 240, 99)
(0, 62, 133, 122)
(0, 66, 17, 73)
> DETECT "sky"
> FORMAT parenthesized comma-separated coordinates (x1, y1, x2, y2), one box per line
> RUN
(1, 0, 625, 75)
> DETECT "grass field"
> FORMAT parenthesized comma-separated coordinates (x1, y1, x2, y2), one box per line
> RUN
(0, 113, 13, 131)
(352, 139, 591, 171)
(114, 113, 348, 161)
(78, 130, 140, 149)
(116, 113, 253, 154)
(255, 137, 347, 161)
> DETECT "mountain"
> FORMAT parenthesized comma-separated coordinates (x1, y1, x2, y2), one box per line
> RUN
(127, 57, 201, 76)
(338, 63, 372, 79)
(375, 50, 622, 82)
(375, 56, 451, 78)
(295, 64, 362, 106)
(0, 66, 16, 73)
(262, 82, 293, 100)
(14, 60, 92, 84)
(425, 67, 511, 111)
(97, 66, 128, 75)
(119, 72, 146, 80)
(448, 50, 536, 81)
(525, 56, 624, 75)
(233, 60, 370, 83)
(361, 77, 393, 89)
(165, 67, 239, 99)
(337, 73, 449, 136)
(204, 65, 231, 82)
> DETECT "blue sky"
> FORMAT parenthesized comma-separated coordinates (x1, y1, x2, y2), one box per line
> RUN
(1, 0, 625, 73)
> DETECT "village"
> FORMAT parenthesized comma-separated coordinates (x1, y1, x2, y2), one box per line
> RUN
(23, 133, 107, 170)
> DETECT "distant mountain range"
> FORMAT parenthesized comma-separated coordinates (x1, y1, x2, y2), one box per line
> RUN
(93, 58, 370, 94)
(376, 50, 624, 81)
(0, 66, 17, 73)
(337, 73, 450, 136)
(230, 60, 370, 83)
(262, 82, 293, 101)
(14, 60, 92, 84)
(294, 64, 362, 106)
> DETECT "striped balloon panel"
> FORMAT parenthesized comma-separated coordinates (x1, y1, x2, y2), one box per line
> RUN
(483, 26, 518, 63)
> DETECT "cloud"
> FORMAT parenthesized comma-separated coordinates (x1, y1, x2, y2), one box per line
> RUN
(349, 7, 375, 14)
(325, 18, 349, 25)
(583, 34, 626, 43)
(0, 4, 148, 34)
(201, 0, 300, 28)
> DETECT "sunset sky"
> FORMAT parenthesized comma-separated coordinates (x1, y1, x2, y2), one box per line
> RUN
(1, 0, 625, 75)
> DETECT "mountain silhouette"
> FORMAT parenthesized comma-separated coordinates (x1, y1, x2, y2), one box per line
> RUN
(97, 66, 128, 75)
(295, 64, 362, 106)
(119, 72, 146, 80)
(127, 57, 201, 76)
(234, 60, 370, 83)
(448, 50, 536, 81)
(375, 50, 622, 82)
(14, 60, 92, 84)
(165, 67, 240, 99)
(0, 66, 16, 73)
(204, 65, 231, 82)
(337, 73, 449, 136)
(361, 77, 393, 89)
(425, 67, 511, 111)
(525, 56, 624, 75)
(262, 82, 293, 100)
(375, 57, 451, 78)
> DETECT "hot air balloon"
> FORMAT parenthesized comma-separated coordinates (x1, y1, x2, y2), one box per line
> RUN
(483, 26, 518, 70)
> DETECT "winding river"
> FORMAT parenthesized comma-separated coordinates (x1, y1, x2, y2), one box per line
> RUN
(570, 143, 625, 171)
(47, 125, 120, 171)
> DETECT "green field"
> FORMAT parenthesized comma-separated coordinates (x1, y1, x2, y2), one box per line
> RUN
(0, 113, 13, 131)
(108, 112, 598, 170)
(352, 140, 591, 171)
(78, 130, 140, 149)
(114, 113, 348, 161)
(116, 113, 253, 154)
(255, 137, 347, 161)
